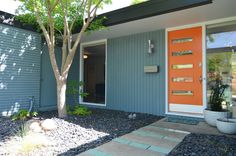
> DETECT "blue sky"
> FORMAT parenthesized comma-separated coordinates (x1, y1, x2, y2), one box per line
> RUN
(207, 31, 236, 49)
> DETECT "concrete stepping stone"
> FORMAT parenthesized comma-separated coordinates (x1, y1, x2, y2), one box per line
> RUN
(121, 133, 179, 149)
(79, 121, 190, 156)
(96, 141, 165, 156)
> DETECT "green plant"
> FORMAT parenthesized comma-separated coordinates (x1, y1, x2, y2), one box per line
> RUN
(66, 80, 91, 116)
(12, 122, 30, 138)
(11, 110, 38, 121)
(11, 110, 30, 121)
(67, 105, 92, 116)
(73, 105, 92, 116)
(67, 80, 89, 105)
(66, 105, 73, 115)
(31, 111, 38, 117)
(208, 78, 229, 111)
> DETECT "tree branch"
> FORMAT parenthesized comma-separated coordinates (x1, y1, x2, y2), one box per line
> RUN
(51, 0, 59, 10)
(62, 0, 102, 76)
(45, 0, 61, 79)
(69, 0, 86, 32)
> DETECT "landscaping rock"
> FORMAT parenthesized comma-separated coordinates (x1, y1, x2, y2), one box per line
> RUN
(168, 133, 236, 156)
(0, 108, 161, 155)
(29, 121, 42, 133)
(41, 119, 57, 131)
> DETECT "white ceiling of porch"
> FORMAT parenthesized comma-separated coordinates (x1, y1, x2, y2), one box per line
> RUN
(73, 0, 236, 43)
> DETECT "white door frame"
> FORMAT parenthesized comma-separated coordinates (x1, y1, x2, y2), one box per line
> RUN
(79, 39, 107, 107)
(165, 16, 236, 118)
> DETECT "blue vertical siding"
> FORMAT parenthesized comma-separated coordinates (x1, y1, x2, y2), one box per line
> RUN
(40, 45, 80, 110)
(106, 30, 166, 116)
(0, 24, 41, 116)
(0, 24, 165, 116)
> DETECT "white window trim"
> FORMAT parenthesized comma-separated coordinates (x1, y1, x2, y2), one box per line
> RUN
(79, 39, 107, 107)
(165, 16, 236, 118)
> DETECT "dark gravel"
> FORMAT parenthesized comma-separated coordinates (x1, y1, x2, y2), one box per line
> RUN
(168, 133, 236, 156)
(0, 108, 161, 155)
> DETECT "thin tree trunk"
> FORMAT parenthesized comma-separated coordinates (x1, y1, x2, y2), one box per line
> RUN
(57, 79, 67, 118)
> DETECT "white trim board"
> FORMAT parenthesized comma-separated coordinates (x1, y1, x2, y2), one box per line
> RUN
(169, 103, 204, 114)
(79, 39, 107, 107)
(166, 16, 236, 32)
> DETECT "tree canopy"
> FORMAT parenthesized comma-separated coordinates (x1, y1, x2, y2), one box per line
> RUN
(16, 0, 111, 36)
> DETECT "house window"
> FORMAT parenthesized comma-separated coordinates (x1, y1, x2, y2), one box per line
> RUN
(80, 41, 106, 105)
(206, 21, 236, 107)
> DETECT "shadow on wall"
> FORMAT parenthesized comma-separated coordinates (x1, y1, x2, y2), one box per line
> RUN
(0, 25, 41, 116)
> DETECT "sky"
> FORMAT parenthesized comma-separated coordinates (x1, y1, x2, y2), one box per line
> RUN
(0, 0, 134, 15)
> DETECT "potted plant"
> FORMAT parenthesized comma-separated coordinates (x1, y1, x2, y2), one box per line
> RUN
(204, 78, 231, 126)
(215, 101, 236, 134)
(216, 118, 236, 134)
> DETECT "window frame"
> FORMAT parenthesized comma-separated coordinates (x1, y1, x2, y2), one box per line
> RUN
(79, 39, 107, 107)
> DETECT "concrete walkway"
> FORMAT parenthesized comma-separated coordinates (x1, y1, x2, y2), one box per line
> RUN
(79, 120, 190, 156)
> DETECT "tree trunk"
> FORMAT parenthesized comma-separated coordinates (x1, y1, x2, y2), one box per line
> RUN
(57, 79, 67, 118)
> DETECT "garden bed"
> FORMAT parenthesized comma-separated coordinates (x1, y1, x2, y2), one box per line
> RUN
(0, 108, 161, 155)
(168, 133, 236, 156)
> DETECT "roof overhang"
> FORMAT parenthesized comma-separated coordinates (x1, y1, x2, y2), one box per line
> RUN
(97, 0, 212, 27)
(78, 0, 236, 42)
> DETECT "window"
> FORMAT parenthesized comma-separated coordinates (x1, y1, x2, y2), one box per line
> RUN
(80, 41, 106, 105)
(206, 22, 236, 107)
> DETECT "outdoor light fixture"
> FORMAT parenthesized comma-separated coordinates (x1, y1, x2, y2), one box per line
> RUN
(83, 54, 88, 59)
(148, 40, 154, 54)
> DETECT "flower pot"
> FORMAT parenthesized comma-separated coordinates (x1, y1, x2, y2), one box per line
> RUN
(204, 109, 231, 127)
(216, 118, 236, 134)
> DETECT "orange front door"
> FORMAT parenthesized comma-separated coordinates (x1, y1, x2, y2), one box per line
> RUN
(168, 27, 203, 113)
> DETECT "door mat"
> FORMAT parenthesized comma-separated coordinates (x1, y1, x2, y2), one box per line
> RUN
(165, 117, 199, 125)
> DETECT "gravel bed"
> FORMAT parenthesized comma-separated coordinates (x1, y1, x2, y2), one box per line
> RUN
(168, 133, 236, 156)
(0, 108, 161, 155)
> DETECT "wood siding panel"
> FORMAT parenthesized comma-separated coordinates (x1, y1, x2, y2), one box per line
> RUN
(107, 30, 166, 115)
(40, 45, 80, 110)
(0, 24, 41, 116)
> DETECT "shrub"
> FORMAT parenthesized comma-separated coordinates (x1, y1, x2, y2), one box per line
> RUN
(11, 110, 38, 121)
(67, 80, 88, 105)
(208, 78, 229, 111)
(67, 105, 92, 116)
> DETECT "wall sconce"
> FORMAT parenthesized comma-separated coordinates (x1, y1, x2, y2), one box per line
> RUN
(148, 40, 154, 54)
(83, 54, 88, 59)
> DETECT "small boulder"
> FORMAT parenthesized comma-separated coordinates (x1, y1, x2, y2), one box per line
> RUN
(41, 119, 57, 131)
(30, 121, 42, 133)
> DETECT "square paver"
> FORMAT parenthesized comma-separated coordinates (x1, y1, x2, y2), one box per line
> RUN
(97, 141, 165, 156)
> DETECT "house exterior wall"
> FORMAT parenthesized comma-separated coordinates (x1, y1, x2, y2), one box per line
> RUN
(105, 30, 166, 115)
(0, 23, 165, 116)
(39, 45, 80, 110)
(0, 24, 41, 116)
